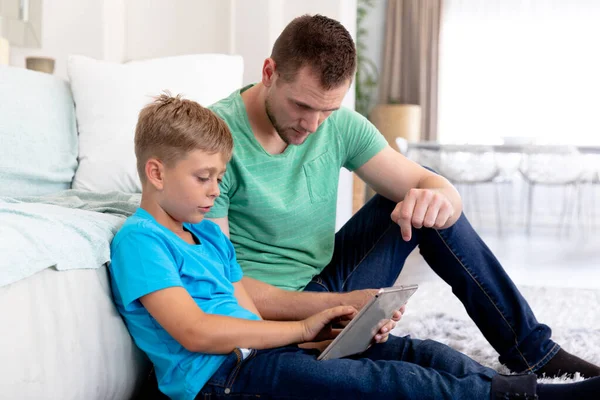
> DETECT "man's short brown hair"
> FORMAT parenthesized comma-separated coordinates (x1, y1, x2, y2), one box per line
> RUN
(271, 14, 356, 89)
(134, 92, 233, 182)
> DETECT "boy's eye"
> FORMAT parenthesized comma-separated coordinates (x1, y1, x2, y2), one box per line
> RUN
(217, 178, 223, 184)
(197, 177, 210, 182)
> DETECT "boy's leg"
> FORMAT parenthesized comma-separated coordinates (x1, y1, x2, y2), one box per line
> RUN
(304, 193, 592, 375)
(198, 336, 497, 400)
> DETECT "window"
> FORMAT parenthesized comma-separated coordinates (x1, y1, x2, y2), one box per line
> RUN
(438, 0, 600, 145)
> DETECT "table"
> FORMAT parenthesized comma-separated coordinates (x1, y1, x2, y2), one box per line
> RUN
(407, 142, 600, 154)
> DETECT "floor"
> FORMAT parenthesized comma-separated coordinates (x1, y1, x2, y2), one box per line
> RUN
(397, 231, 600, 291)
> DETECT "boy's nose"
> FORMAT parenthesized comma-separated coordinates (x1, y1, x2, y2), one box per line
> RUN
(208, 181, 220, 198)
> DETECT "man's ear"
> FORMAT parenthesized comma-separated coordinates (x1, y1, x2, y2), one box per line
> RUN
(145, 158, 165, 190)
(262, 58, 277, 87)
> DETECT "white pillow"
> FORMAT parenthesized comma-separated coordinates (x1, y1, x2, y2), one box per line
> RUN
(0, 66, 78, 197)
(67, 54, 244, 193)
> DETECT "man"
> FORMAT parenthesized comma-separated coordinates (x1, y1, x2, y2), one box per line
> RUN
(206, 14, 599, 378)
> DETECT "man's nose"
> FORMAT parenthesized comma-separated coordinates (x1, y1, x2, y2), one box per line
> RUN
(300, 112, 320, 133)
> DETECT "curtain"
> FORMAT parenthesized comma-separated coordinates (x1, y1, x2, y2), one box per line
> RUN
(379, 0, 442, 141)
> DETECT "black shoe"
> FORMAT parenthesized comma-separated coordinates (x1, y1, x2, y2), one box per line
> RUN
(491, 374, 538, 400)
(536, 348, 600, 378)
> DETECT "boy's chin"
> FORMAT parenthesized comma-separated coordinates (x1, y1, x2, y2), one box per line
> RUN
(187, 214, 205, 224)
(187, 212, 205, 224)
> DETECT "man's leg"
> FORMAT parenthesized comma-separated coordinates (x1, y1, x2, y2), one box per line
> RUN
(305, 193, 599, 376)
(303, 194, 418, 293)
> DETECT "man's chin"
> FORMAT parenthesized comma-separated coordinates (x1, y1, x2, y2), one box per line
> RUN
(284, 132, 310, 145)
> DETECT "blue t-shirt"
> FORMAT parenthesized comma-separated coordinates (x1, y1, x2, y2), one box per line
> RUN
(109, 209, 260, 400)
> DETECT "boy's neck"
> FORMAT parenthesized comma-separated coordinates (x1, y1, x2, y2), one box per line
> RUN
(140, 195, 187, 235)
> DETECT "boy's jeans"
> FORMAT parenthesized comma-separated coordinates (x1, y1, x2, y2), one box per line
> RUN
(304, 194, 559, 374)
(198, 336, 498, 399)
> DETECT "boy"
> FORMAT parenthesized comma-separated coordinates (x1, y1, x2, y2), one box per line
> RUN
(109, 94, 600, 400)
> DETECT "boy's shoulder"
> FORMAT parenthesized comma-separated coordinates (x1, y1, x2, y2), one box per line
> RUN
(187, 219, 229, 247)
(112, 209, 228, 250)
(111, 209, 166, 249)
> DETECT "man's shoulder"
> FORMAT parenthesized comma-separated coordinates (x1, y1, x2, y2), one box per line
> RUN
(317, 106, 368, 137)
(329, 106, 364, 123)
(208, 88, 243, 124)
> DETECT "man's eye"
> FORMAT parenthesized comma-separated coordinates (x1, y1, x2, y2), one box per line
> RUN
(197, 177, 209, 182)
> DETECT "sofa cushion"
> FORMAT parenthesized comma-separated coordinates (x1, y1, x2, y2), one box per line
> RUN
(67, 54, 244, 193)
(0, 66, 78, 197)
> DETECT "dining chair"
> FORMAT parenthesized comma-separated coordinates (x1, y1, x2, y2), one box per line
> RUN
(518, 145, 584, 236)
(436, 145, 503, 234)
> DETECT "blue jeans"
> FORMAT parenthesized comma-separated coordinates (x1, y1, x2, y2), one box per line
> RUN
(198, 336, 498, 399)
(304, 194, 558, 374)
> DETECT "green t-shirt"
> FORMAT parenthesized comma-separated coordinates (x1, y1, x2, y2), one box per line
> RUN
(207, 85, 388, 291)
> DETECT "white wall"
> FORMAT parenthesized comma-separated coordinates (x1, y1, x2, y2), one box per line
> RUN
(124, 0, 231, 62)
(9, 0, 105, 78)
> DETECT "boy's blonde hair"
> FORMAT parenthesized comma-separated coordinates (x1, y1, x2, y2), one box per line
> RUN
(134, 92, 233, 182)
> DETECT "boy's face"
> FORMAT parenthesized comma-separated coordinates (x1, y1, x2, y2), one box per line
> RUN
(158, 149, 227, 224)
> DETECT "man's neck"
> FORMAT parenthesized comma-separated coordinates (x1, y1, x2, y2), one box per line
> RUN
(241, 83, 288, 155)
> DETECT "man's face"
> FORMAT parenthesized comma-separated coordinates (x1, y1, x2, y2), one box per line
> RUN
(158, 149, 227, 224)
(265, 66, 350, 145)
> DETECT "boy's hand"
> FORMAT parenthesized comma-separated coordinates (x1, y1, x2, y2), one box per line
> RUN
(300, 306, 357, 343)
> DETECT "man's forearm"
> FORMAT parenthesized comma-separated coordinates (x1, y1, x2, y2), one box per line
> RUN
(241, 276, 340, 320)
(241, 276, 377, 320)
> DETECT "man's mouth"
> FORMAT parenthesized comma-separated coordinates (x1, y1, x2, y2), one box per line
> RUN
(293, 128, 309, 135)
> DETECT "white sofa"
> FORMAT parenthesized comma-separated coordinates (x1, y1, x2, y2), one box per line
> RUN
(0, 54, 244, 399)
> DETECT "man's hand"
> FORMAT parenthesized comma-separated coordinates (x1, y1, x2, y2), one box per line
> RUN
(391, 188, 455, 241)
(341, 290, 406, 341)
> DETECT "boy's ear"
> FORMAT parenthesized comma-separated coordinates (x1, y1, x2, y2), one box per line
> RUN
(145, 158, 165, 190)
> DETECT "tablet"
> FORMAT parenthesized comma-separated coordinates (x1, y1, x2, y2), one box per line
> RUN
(317, 284, 418, 361)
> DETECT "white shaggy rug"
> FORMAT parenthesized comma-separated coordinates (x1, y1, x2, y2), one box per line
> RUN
(390, 281, 600, 383)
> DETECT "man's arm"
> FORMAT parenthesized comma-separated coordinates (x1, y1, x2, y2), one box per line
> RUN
(355, 146, 463, 241)
(233, 281, 262, 319)
(207, 216, 347, 320)
(208, 215, 402, 329)
(208, 216, 230, 237)
(241, 276, 378, 320)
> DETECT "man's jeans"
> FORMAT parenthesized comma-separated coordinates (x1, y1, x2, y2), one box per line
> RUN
(198, 336, 497, 399)
(304, 194, 559, 374)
